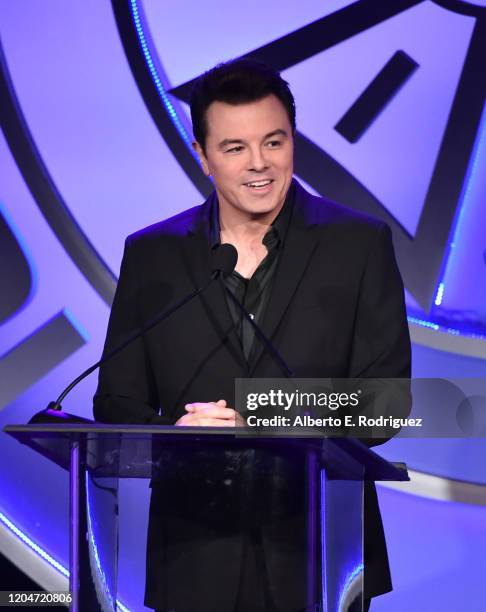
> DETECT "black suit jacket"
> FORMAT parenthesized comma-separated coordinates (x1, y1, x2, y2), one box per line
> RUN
(94, 179, 411, 611)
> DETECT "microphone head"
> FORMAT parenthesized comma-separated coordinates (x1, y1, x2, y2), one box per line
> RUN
(211, 243, 238, 278)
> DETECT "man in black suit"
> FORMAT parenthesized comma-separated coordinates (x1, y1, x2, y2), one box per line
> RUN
(94, 59, 411, 611)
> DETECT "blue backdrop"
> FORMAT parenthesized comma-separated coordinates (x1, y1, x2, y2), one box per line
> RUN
(1, 1, 485, 610)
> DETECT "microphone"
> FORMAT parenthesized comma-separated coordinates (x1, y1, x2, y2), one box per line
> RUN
(211, 242, 238, 279)
(29, 244, 238, 423)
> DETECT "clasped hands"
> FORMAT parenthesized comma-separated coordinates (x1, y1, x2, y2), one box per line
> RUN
(175, 399, 246, 427)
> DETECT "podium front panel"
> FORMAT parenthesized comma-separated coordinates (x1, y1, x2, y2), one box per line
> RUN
(5, 426, 407, 611)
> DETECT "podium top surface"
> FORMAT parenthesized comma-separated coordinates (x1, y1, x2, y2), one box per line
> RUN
(4, 423, 408, 482)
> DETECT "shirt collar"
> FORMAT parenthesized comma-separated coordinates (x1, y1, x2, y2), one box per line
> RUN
(209, 179, 295, 249)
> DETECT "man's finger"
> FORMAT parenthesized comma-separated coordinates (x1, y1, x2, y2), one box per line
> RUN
(178, 415, 237, 427)
(185, 403, 235, 418)
(184, 400, 228, 412)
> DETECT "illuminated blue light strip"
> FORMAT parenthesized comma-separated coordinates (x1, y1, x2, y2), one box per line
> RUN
(407, 315, 486, 341)
(0, 510, 131, 611)
(434, 283, 445, 307)
(129, 0, 193, 150)
(408, 315, 440, 331)
(0, 510, 69, 578)
(337, 562, 364, 612)
(433, 102, 486, 307)
(85, 476, 116, 611)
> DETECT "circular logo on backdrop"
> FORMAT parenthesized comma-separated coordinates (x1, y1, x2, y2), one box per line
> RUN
(114, 0, 486, 319)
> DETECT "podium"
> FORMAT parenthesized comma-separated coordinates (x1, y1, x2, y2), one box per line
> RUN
(4, 424, 408, 612)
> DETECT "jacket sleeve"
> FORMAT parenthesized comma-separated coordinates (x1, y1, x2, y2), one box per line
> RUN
(347, 223, 412, 446)
(93, 237, 173, 425)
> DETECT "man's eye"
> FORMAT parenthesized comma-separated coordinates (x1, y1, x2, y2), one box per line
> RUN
(266, 140, 281, 148)
(226, 146, 244, 153)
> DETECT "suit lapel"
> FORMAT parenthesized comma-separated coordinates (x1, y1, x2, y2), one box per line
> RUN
(249, 181, 319, 375)
(178, 181, 322, 377)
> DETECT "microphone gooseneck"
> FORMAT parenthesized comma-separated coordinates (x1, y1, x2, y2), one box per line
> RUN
(224, 285, 294, 378)
(211, 243, 293, 377)
(31, 245, 238, 423)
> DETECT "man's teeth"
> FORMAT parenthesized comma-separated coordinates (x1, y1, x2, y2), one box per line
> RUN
(246, 180, 272, 188)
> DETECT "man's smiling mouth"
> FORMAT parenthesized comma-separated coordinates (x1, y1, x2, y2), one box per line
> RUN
(243, 179, 274, 189)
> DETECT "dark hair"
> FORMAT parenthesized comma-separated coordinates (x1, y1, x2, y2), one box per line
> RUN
(190, 58, 296, 151)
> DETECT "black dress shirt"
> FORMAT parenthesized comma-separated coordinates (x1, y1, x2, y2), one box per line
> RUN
(210, 182, 295, 364)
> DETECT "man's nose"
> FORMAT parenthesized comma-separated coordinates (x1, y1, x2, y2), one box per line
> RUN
(248, 147, 269, 171)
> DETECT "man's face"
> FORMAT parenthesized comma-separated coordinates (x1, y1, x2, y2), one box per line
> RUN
(194, 94, 294, 221)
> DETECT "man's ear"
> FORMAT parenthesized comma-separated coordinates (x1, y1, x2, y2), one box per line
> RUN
(193, 141, 210, 176)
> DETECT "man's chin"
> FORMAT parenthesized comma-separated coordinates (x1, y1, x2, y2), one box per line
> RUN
(242, 204, 280, 218)
(240, 194, 283, 214)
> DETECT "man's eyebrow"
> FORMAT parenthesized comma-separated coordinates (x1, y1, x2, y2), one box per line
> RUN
(264, 129, 288, 140)
(217, 129, 288, 149)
